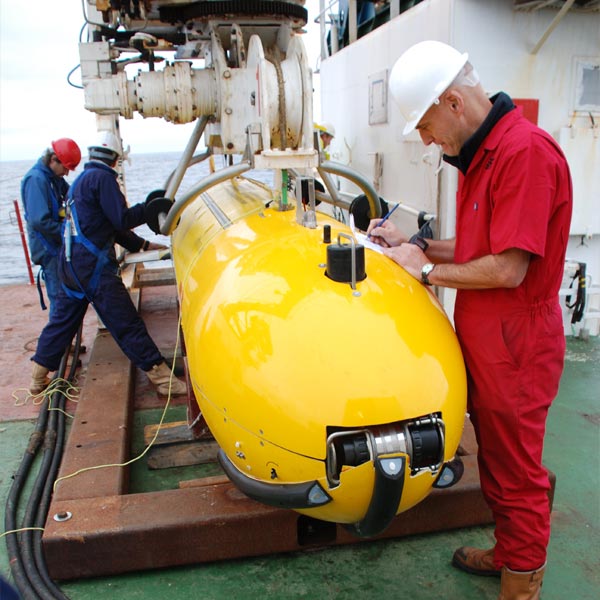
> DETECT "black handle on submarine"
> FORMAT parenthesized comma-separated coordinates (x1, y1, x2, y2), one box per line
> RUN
(344, 455, 406, 538)
(145, 195, 174, 235)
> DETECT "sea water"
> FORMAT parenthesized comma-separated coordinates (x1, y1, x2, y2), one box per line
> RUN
(0, 152, 272, 285)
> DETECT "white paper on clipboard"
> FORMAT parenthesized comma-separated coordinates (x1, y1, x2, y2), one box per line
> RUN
(349, 215, 384, 254)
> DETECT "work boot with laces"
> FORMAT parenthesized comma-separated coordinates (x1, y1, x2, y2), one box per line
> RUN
(498, 564, 545, 600)
(452, 546, 501, 577)
(146, 362, 187, 396)
(30, 362, 51, 395)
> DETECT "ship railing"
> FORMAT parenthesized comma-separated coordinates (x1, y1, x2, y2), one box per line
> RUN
(314, 1, 426, 59)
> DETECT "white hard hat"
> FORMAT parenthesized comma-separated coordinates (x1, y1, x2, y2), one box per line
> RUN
(389, 40, 469, 135)
(88, 131, 121, 161)
(321, 123, 336, 137)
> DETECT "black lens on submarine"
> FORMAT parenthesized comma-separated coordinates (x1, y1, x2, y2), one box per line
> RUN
(326, 244, 366, 283)
(409, 424, 442, 469)
(340, 436, 370, 466)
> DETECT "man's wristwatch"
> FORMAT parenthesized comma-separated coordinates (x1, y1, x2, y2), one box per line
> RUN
(421, 263, 436, 286)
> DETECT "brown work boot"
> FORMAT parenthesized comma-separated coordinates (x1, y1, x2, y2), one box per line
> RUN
(30, 362, 51, 395)
(452, 546, 501, 577)
(146, 362, 187, 396)
(498, 564, 545, 600)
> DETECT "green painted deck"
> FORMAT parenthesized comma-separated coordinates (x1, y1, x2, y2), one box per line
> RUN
(1, 283, 598, 599)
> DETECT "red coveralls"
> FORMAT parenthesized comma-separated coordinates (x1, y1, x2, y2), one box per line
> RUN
(452, 108, 572, 571)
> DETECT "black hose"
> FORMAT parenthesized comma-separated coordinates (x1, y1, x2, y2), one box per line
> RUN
(33, 401, 68, 599)
(19, 354, 68, 600)
(4, 325, 83, 599)
(31, 398, 70, 600)
(32, 338, 82, 598)
(4, 397, 49, 599)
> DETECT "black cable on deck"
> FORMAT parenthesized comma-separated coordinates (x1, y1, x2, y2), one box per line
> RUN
(4, 325, 84, 599)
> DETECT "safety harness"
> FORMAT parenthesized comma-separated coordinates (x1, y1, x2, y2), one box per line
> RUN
(62, 184, 116, 301)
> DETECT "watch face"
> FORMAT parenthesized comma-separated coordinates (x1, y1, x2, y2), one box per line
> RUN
(421, 263, 435, 285)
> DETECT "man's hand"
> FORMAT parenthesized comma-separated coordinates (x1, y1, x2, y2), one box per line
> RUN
(144, 241, 168, 251)
(383, 243, 428, 280)
(366, 218, 408, 248)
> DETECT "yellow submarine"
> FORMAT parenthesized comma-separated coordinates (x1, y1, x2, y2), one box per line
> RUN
(79, 0, 467, 537)
(161, 167, 467, 536)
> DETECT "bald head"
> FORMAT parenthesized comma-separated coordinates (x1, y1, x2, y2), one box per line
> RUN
(415, 66, 492, 156)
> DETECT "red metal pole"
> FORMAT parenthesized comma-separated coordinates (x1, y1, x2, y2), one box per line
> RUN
(12, 199, 35, 286)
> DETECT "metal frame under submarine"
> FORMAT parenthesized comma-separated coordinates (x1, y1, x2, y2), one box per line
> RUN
(77, 0, 467, 538)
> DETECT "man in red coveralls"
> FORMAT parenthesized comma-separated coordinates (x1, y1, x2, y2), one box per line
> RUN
(369, 41, 572, 599)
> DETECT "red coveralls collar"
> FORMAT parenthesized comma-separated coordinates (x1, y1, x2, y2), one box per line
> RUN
(467, 108, 521, 166)
(465, 107, 523, 177)
(444, 92, 516, 175)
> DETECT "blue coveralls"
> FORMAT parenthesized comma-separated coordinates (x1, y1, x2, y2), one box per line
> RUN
(32, 160, 164, 372)
(21, 159, 69, 318)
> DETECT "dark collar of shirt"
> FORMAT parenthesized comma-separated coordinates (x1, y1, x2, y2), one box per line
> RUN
(443, 92, 516, 175)
(85, 159, 117, 175)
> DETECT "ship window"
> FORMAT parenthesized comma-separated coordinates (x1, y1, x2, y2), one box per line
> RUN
(369, 70, 388, 125)
(574, 58, 600, 113)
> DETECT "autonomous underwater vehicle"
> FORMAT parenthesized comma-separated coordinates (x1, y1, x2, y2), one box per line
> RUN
(79, 0, 467, 537)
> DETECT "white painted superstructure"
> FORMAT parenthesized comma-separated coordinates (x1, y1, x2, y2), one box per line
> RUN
(318, 0, 600, 334)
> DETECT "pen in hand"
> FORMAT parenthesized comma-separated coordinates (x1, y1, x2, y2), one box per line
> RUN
(368, 202, 399, 238)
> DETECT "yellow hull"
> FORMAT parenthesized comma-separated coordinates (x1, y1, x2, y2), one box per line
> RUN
(171, 176, 466, 533)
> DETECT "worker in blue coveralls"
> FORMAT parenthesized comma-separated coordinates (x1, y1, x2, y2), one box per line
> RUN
(29, 131, 187, 398)
(21, 138, 82, 318)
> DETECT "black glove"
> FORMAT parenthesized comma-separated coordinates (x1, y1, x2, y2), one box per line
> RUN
(408, 211, 434, 250)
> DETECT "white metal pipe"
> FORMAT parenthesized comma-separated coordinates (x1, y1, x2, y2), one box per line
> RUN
(313, 0, 341, 22)
(531, 0, 576, 54)
(319, 0, 328, 61)
(319, 160, 382, 218)
(165, 116, 209, 199)
(161, 162, 251, 235)
(349, 0, 358, 44)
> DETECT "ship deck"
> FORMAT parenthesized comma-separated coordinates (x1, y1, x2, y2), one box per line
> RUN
(0, 279, 598, 600)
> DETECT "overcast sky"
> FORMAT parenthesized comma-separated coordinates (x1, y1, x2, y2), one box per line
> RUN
(0, 0, 323, 161)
